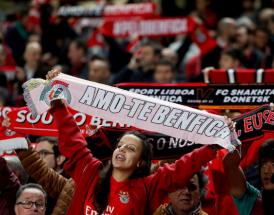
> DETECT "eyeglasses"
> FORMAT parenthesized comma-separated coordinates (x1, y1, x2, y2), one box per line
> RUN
(37, 150, 54, 158)
(16, 200, 45, 210)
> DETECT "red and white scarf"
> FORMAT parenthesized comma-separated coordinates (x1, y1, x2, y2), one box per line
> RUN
(22, 73, 238, 151)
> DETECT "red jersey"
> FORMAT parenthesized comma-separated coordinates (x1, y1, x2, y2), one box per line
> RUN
(51, 103, 217, 215)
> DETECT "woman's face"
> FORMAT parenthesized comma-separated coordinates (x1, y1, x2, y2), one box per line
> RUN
(112, 134, 143, 172)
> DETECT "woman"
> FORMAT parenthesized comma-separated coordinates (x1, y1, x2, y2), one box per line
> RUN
(47, 69, 223, 215)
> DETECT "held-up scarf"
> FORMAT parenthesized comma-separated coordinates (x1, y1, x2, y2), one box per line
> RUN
(2, 104, 272, 159)
(22, 73, 237, 151)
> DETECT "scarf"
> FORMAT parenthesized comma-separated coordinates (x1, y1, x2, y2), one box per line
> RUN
(22, 73, 237, 152)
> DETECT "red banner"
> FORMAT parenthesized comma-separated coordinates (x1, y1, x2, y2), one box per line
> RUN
(0, 107, 27, 151)
(6, 107, 130, 137)
(101, 17, 195, 38)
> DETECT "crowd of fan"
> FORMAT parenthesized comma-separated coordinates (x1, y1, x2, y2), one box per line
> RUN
(0, 0, 273, 106)
(0, 0, 273, 215)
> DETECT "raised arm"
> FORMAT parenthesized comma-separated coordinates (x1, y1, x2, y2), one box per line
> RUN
(16, 147, 69, 198)
(148, 145, 216, 192)
(223, 150, 247, 198)
(49, 99, 101, 183)
(222, 149, 262, 215)
(147, 145, 216, 213)
(45, 68, 102, 183)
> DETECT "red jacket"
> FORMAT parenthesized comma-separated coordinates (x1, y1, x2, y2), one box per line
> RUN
(51, 103, 216, 215)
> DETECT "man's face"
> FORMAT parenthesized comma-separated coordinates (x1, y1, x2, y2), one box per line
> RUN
(154, 65, 174, 83)
(24, 45, 42, 66)
(236, 27, 249, 48)
(88, 59, 110, 84)
(260, 158, 274, 190)
(68, 42, 84, 65)
(169, 174, 201, 213)
(15, 188, 46, 215)
(138, 46, 155, 69)
(35, 141, 56, 170)
(254, 30, 269, 49)
(219, 54, 239, 69)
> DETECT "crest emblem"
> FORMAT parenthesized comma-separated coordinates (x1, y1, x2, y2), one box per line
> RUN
(40, 80, 71, 106)
(119, 191, 129, 204)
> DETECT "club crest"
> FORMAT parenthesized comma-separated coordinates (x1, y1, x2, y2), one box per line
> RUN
(119, 191, 129, 204)
(40, 80, 71, 106)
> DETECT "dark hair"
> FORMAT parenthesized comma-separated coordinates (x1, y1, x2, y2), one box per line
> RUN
(259, 138, 274, 168)
(221, 48, 244, 63)
(93, 130, 153, 213)
(70, 39, 88, 55)
(155, 59, 175, 73)
(141, 40, 162, 58)
(255, 27, 270, 36)
(89, 55, 110, 70)
(258, 138, 274, 214)
(36, 136, 60, 157)
(16, 183, 47, 203)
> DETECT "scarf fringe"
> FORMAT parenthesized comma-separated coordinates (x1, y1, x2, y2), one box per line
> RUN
(22, 79, 47, 117)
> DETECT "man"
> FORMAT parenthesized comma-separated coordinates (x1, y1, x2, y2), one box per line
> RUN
(168, 172, 208, 215)
(88, 56, 111, 85)
(113, 40, 162, 83)
(67, 39, 88, 78)
(235, 25, 263, 69)
(153, 172, 207, 215)
(217, 18, 237, 49)
(23, 42, 43, 80)
(201, 17, 236, 69)
(35, 137, 65, 174)
(1, 118, 73, 215)
(219, 48, 244, 69)
(223, 139, 274, 215)
(153, 60, 175, 84)
(14, 183, 46, 215)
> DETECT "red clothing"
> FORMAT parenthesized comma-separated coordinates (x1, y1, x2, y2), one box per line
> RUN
(0, 157, 20, 215)
(51, 103, 216, 215)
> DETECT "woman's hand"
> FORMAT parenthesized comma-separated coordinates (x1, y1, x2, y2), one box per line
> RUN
(46, 67, 64, 107)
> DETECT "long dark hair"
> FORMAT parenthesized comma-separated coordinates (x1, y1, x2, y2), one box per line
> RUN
(93, 130, 153, 213)
(258, 138, 274, 215)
